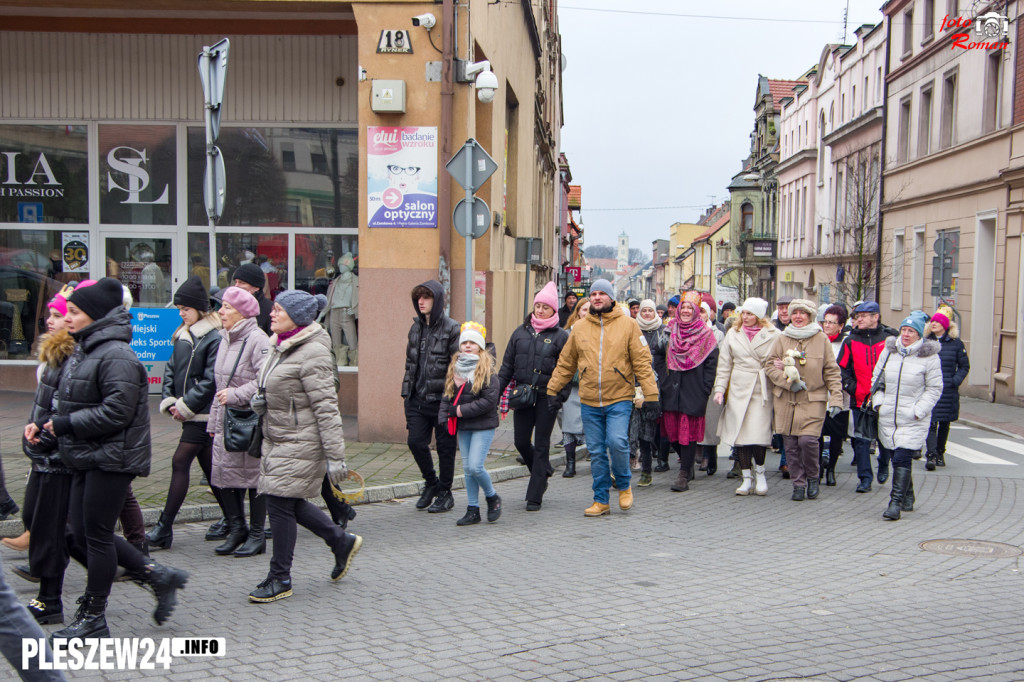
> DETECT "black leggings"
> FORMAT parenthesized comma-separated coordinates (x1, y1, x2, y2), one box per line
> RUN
(164, 439, 216, 520)
(27, 471, 72, 580)
(512, 394, 558, 504)
(735, 445, 767, 469)
(67, 469, 148, 598)
(266, 495, 344, 582)
(639, 439, 658, 474)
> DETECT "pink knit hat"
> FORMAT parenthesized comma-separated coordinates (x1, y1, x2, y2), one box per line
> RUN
(930, 312, 950, 330)
(48, 293, 69, 317)
(221, 286, 260, 318)
(534, 281, 559, 311)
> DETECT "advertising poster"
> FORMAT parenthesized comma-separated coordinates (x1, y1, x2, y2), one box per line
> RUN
(61, 232, 90, 273)
(473, 270, 486, 325)
(367, 126, 437, 228)
(129, 308, 180, 394)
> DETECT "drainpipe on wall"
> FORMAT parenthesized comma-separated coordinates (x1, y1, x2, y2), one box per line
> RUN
(875, 15, 891, 304)
(439, 0, 454, 313)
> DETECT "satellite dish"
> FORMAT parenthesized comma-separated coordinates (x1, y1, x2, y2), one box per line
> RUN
(561, 54, 568, 72)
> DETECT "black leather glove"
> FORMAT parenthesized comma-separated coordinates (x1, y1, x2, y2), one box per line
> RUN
(447, 403, 460, 418)
(547, 395, 564, 416)
(645, 400, 662, 421)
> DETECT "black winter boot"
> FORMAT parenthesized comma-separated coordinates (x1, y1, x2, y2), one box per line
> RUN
(807, 478, 820, 500)
(705, 446, 718, 476)
(215, 489, 248, 555)
(456, 506, 481, 526)
(562, 443, 577, 478)
(145, 511, 173, 550)
(131, 561, 189, 625)
(883, 467, 911, 521)
(416, 480, 440, 510)
(485, 494, 502, 522)
(232, 527, 266, 557)
(205, 517, 227, 541)
(52, 595, 109, 640)
(27, 598, 63, 625)
(902, 475, 915, 512)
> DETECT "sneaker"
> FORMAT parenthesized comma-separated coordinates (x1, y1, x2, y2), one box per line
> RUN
(584, 502, 610, 517)
(618, 487, 634, 510)
(926, 455, 937, 471)
(456, 506, 481, 526)
(415, 481, 440, 510)
(331, 533, 363, 581)
(248, 578, 293, 603)
(791, 486, 806, 501)
(485, 494, 502, 522)
(637, 473, 652, 487)
(427, 489, 454, 513)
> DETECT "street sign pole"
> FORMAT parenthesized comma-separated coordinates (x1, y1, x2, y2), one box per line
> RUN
(464, 148, 474, 323)
(445, 138, 497, 322)
(523, 237, 533, 319)
(198, 38, 229, 290)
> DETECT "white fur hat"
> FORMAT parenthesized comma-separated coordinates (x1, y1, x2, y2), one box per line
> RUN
(737, 297, 768, 320)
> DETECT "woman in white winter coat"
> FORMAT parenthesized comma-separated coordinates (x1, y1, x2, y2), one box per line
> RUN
(871, 311, 942, 521)
(208, 287, 271, 557)
(712, 298, 780, 496)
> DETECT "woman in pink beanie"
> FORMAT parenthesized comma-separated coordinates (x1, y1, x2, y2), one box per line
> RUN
(496, 281, 570, 510)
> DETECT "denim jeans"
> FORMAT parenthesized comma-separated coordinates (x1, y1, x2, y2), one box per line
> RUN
(850, 408, 875, 483)
(878, 446, 916, 469)
(0, 554, 65, 681)
(581, 400, 632, 504)
(458, 429, 496, 507)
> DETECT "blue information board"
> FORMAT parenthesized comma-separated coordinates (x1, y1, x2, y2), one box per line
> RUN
(129, 308, 182, 394)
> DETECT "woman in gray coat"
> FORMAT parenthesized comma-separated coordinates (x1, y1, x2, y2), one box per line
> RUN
(208, 287, 270, 557)
(247, 290, 359, 604)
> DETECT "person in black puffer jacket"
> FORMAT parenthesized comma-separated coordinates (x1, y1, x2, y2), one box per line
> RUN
(402, 280, 461, 513)
(439, 322, 502, 526)
(498, 282, 570, 511)
(633, 300, 669, 486)
(923, 307, 970, 470)
(27, 278, 189, 641)
(146, 276, 224, 551)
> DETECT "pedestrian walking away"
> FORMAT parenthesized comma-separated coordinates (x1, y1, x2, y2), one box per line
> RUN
(633, 299, 669, 488)
(872, 312, 943, 520)
(558, 298, 592, 478)
(819, 305, 851, 487)
(147, 276, 224, 552)
(713, 297, 780, 496)
(498, 281, 570, 511)
(207, 286, 272, 557)
(660, 291, 718, 493)
(402, 280, 461, 513)
(441, 322, 502, 525)
(547, 279, 659, 516)
(764, 298, 844, 501)
(836, 301, 897, 492)
(923, 306, 970, 471)
(231, 263, 273, 335)
(32, 278, 188, 641)
(249, 290, 360, 603)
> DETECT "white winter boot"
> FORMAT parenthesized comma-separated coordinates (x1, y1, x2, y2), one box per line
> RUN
(754, 465, 768, 496)
(735, 470, 753, 496)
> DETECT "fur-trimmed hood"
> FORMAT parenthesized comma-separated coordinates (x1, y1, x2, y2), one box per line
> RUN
(885, 336, 940, 358)
(171, 314, 221, 342)
(37, 329, 76, 369)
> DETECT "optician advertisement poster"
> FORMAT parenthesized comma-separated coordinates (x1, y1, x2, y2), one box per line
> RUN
(367, 126, 438, 228)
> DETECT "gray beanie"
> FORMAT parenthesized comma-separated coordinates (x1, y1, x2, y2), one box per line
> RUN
(275, 290, 327, 327)
(590, 279, 614, 297)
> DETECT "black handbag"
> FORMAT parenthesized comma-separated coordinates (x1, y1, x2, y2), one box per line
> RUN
(853, 351, 889, 441)
(507, 334, 556, 410)
(22, 428, 58, 459)
(221, 339, 264, 458)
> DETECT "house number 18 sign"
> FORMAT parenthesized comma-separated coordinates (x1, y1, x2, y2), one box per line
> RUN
(377, 30, 413, 54)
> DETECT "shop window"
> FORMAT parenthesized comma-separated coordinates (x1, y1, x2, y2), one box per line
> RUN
(0, 124, 89, 224)
(99, 125, 177, 225)
(0, 229, 85, 358)
(187, 127, 358, 228)
(297, 233, 359, 367)
(105, 236, 173, 307)
(213, 233, 288, 298)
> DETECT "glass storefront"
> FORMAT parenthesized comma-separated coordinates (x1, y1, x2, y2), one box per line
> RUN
(0, 125, 88, 223)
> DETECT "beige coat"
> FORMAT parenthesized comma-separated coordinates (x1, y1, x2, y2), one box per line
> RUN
(764, 329, 843, 437)
(257, 324, 346, 499)
(714, 324, 780, 447)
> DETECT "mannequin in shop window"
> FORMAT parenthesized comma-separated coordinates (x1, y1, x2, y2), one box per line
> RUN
(322, 252, 358, 366)
(133, 243, 169, 307)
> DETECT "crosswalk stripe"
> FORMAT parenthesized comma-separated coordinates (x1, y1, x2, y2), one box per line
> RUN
(946, 443, 1016, 465)
(949, 425, 970, 430)
(971, 437, 1024, 457)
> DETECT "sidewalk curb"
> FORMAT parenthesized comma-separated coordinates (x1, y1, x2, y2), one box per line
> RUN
(957, 418, 1024, 441)
(0, 453, 567, 537)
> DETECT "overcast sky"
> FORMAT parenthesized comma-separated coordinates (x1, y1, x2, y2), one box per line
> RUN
(558, 0, 888, 255)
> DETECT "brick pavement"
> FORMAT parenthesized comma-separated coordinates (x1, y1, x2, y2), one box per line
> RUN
(3, 461, 1023, 680)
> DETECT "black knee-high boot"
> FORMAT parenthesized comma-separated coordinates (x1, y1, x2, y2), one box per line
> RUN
(563, 442, 577, 478)
(883, 467, 912, 521)
(704, 445, 718, 476)
(233, 490, 266, 557)
(215, 488, 248, 555)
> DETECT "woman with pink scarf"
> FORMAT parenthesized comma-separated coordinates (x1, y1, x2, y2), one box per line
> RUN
(659, 291, 719, 492)
(497, 282, 570, 511)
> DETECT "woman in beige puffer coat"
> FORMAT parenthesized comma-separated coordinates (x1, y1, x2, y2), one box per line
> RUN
(247, 290, 360, 604)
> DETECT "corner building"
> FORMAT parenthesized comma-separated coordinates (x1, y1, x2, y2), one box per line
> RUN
(0, 0, 564, 441)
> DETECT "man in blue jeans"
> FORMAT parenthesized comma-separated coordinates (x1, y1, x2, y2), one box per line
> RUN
(547, 280, 660, 516)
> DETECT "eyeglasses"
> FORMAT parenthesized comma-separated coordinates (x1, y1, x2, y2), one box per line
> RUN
(387, 164, 421, 176)
(822, 320, 841, 326)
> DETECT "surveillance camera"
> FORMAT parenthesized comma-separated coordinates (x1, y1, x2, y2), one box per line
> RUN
(475, 68, 498, 103)
(411, 13, 436, 29)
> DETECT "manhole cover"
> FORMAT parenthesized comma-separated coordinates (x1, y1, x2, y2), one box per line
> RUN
(919, 539, 1023, 558)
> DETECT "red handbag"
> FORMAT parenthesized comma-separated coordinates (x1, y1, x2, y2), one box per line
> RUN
(447, 384, 467, 436)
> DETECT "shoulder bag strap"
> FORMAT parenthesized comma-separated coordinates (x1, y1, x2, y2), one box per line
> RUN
(225, 339, 248, 386)
(529, 333, 558, 388)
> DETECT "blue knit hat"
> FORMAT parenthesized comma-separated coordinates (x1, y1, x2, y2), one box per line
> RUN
(668, 295, 680, 307)
(899, 310, 930, 337)
(274, 290, 327, 327)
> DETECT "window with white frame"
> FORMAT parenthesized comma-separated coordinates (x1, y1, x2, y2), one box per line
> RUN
(891, 230, 905, 309)
(911, 226, 925, 308)
(918, 85, 933, 157)
(940, 70, 958, 149)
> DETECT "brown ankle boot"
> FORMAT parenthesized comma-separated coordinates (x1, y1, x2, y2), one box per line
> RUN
(670, 469, 690, 492)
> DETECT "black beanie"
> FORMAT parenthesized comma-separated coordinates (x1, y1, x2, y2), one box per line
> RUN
(232, 263, 265, 289)
(69, 277, 125, 322)
(173, 275, 210, 312)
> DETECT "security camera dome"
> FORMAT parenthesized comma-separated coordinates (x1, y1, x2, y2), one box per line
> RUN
(475, 69, 498, 103)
